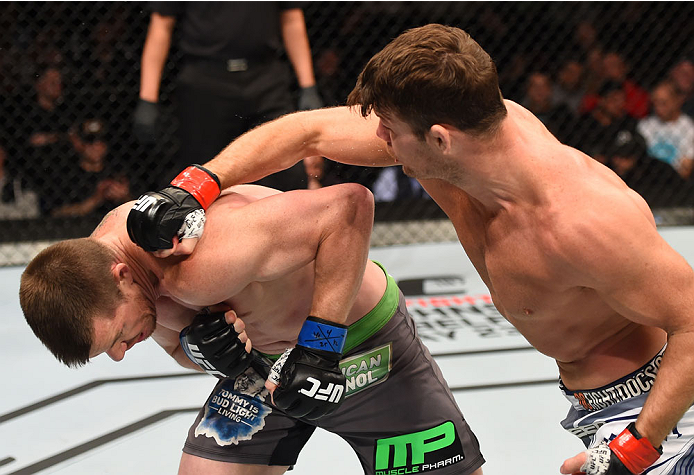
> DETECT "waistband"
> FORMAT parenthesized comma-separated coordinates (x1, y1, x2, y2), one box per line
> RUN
(262, 260, 399, 360)
(560, 345, 666, 412)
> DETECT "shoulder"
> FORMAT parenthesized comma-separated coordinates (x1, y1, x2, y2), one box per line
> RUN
(90, 202, 131, 237)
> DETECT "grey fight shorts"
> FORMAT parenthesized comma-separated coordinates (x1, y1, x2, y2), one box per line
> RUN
(182, 270, 484, 475)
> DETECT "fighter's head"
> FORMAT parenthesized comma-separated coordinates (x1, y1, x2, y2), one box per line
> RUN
(20, 238, 156, 366)
(347, 24, 507, 140)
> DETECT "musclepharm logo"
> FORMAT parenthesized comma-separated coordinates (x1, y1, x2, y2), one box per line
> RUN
(133, 194, 157, 212)
(374, 421, 465, 474)
(299, 377, 343, 403)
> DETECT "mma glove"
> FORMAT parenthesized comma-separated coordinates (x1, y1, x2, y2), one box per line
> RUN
(297, 85, 323, 110)
(179, 311, 252, 379)
(127, 164, 220, 252)
(133, 98, 159, 144)
(577, 422, 662, 475)
(269, 316, 347, 420)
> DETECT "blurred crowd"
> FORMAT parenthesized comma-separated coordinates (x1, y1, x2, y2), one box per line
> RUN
(1, 2, 693, 223)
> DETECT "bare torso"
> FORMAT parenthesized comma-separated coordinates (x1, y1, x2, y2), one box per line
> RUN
(421, 102, 667, 390)
(137, 185, 386, 354)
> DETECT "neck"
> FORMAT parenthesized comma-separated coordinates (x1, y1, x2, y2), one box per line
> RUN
(446, 108, 539, 212)
(92, 205, 163, 303)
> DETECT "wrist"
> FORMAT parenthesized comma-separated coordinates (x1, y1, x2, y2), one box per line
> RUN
(297, 316, 347, 354)
(608, 422, 662, 474)
(170, 164, 221, 209)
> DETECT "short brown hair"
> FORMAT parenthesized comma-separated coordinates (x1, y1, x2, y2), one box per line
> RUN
(348, 24, 507, 138)
(19, 238, 120, 367)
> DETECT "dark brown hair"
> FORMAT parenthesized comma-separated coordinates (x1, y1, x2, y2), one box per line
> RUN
(348, 24, 507, 138)
(19, 238, 120, 367)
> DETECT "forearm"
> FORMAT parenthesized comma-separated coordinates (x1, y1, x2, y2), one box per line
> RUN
(171, 344, 205, 372)
(280, 9, 316, 88)
(140, 13, 174, 102)
(204, 107, 393, 188)
(636, 331, 694, 445)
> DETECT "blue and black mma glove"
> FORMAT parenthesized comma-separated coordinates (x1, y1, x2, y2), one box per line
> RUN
(127, 165, 221, 252)
(269, 316, 348, 420)
(179, 311, 254, 379)
(576, 422, 662, 475)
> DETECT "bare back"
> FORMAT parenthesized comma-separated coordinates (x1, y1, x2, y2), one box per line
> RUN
(152, 185, 386, 354)
(420, 103, 668, 389)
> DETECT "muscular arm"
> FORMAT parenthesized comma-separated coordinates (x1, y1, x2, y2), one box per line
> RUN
(203, 107, 395, 188)
(567, 205, 694, 447)
(140, 12, 176, 102)
(280, 8, 316, 88)
(169, 184, 375, 325)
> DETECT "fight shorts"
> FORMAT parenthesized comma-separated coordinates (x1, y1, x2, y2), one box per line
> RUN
(560, 346, 694, 474)
(183, 262, 485, 475)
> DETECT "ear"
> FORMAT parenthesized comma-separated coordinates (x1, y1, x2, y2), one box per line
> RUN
(427, 124, 453, 154)
(111, 262, 133, 285)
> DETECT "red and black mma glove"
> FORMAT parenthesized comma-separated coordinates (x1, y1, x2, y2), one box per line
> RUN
(179, 311, 253, 379)
(576, 422, 662, 475)
(127, 165, 221, 252)
(268, 316, 348, 421)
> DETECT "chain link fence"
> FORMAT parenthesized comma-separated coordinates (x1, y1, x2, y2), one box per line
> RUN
(1, 2, 693, 264)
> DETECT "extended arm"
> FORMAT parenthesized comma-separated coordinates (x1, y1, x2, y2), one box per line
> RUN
(205, 106, 394, 187)
(127, 107, 391, 252)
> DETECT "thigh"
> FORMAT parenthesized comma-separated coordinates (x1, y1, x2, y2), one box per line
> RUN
(320, 294, 485, 475)
(178, 452, 288, 475)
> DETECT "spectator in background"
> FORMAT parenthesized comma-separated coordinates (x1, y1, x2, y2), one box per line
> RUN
(570, 80, 641, 163)
(522, 71, 574, 142)
(22, 66, 71, 165)
(606, 129, 692, 208)
(133, 3, 323, 191)
(553, 59, 586, 116)
(42, 118, 131, 217)
(580, 51, 650, 119)
(669, 57, 694, 118)
(0, 144, 39, 219)
(637, 80, 694, 180)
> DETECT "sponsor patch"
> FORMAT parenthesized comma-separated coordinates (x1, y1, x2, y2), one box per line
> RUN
(340, 343, 392, 397)
(374, 421, 465, 474)
(194, 368, 272, 446)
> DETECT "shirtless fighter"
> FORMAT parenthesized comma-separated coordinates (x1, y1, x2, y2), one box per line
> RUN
(20, 182, 484, 475)
(127, 24, 694, 475)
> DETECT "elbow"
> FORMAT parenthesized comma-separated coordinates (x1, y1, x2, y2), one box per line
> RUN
(339, 183, 375, 229)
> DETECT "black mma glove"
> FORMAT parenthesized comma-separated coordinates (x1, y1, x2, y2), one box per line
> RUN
(179, 310, 252, 379)
(127, 164, 221, 252)
(577, 422, 662, 475)
(268, 316, 347, 420)
(298, 85, 323, 110)
(133, 98, 159, 144)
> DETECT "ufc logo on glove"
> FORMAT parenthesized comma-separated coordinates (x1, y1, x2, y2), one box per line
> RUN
(269, 316, 349, 420)
(298, 377, 344, 403)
